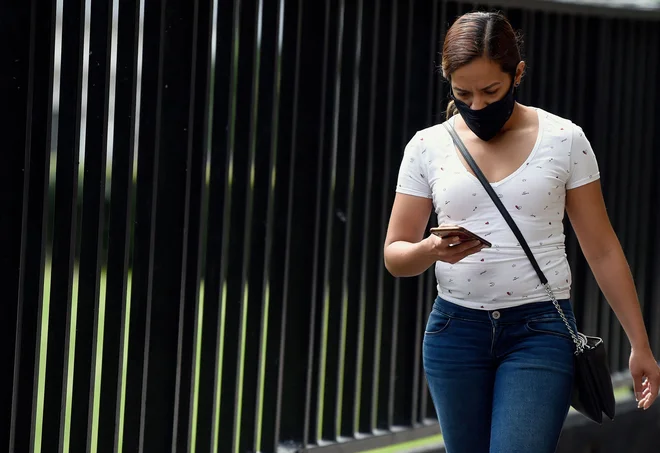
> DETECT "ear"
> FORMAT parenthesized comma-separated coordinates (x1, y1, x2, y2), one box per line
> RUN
(514, 61, 526, 86)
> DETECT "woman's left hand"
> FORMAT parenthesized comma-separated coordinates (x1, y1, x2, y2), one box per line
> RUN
(629, 347, 660, 410)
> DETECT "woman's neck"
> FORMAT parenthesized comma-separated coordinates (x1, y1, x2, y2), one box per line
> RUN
(500, 102, 526, 133)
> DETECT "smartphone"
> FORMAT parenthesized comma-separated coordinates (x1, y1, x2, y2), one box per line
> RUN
(429, 225, 492, 248)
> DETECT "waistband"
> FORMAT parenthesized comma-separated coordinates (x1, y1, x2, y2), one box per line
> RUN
(432, 296, 576, 324)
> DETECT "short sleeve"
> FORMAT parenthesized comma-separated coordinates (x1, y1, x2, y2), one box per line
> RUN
(566, 125, 600, 190)
(395, 132, 433, 198)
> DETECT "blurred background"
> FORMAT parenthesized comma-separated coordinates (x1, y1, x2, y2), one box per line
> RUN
(2, 1, 660, 452)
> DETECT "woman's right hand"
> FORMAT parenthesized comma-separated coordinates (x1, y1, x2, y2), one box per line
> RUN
(423, 234, 485, 264)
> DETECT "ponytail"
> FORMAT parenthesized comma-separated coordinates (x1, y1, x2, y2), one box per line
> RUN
(446, 99, 458, 120)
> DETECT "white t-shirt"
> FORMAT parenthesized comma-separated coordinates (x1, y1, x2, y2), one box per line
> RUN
(395, 108, 600, 310)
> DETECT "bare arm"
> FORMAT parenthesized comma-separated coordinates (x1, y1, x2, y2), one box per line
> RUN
(383, 194, 435, 277)
(383, 193, 482, 277)
(565, 180, 649, 350)
(567, 180, 660, 409)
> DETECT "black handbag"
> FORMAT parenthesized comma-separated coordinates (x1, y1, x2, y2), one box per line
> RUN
(443, 122, 616, 424)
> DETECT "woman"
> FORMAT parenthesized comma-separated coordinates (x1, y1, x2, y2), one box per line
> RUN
(384, 11, 660, 453)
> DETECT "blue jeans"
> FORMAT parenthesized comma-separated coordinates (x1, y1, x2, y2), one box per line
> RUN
(423, 297, 577, 453)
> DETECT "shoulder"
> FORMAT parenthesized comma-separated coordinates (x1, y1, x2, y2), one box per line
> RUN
(535, 108, 589, 146)
(536, 108, 570, 125)
(412, 121, 455, 148)
(402, 122, 455, 160)
(536, 108, 578, 131)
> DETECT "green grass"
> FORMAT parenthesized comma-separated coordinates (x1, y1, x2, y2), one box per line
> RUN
(360, 434, 444, 453)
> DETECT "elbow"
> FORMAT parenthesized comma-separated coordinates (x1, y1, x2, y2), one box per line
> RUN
(383, 246, 403, 278)
(384, 261, 402, 278)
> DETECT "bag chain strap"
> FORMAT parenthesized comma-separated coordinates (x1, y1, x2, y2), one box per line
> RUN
(544, 284, 586, 354)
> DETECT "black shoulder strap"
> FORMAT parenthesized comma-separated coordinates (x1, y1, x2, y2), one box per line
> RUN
(443, 122, 548, 285)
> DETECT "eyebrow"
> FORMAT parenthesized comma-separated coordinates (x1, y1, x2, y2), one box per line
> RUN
(454, 82, 502, 92)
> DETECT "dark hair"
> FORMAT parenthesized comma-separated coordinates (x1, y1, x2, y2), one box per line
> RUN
(442, 12, 523, 119)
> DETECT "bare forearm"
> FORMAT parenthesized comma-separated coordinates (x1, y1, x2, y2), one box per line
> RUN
(588, 246, 650, 351)
(384, 240, 436, 278)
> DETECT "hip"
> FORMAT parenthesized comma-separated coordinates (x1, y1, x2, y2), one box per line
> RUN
(423, 296, 579, 359)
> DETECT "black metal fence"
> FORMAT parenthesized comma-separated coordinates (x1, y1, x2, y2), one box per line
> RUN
(2, 1, 660, 452)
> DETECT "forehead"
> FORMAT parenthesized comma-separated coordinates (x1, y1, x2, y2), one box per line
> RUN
(451, 57, 510, 88)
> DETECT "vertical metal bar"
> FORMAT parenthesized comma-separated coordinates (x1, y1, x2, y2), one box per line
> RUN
(186, 0, 219, 450)
(264, 0, 304, 451)
(231, 0, 263, 450)
(31, 0, 83, 450)
(349, 0, 371, 434)
(238, 0, 280, 447)
(149, 1, 200, 444)
(317, 0, 345, 439)
(53, 0, 85, 451)
(269, 0, 303, 448)
(115, 1, 145, 451)
(254, 0, 286, 449)
(119, 0, 166, 450)
(138, 1, 167, 445)
(2, 0, 33, 449)
(111, 0, 145, 450)
(390, 0, 415, 429)
(64, 0, 113, 449)
(305, 0, 331, 445)
(426, 0, 439, 127)
(172, 0, 202, 451)
(87, 3, 129, 452)
(373, 0, 397, 431)
(521, 10, 534, 104)
(274, 0, 321, 446)
(563, 15, 577, 115)
(548, 13, 562, 116)
(206, 0, 240, 451)
(86, 0, 120, 449)
(435, 0, 448, 119)
(31, 0, 62, 451)
(537, 12, 550, 108)
(10, 0, 56, 451)
(336, 0, 363, 439)
(214, 0, 267, 449)
(357, 0, 380, 435)
(135, 0, 198, 449)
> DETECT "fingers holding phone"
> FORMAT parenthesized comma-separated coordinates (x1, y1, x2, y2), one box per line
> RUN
(424, 233, 485, 265)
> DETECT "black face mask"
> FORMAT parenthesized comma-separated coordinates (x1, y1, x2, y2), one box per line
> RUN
(451, 80, 517, 142)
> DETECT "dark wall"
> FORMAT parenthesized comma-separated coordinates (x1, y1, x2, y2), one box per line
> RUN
(2, 1, 659, 452)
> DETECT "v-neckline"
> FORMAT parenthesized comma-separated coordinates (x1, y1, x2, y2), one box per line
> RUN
(448, 108, 544, 188)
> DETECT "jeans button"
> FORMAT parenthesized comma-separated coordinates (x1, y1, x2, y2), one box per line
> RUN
(492, 311, 501, 320)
